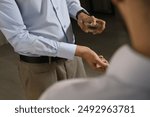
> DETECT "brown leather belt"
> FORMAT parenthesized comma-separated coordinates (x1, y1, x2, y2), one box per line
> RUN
(20, 55, 66, 63)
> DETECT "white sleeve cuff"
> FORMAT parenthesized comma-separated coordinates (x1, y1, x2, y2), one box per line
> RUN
(57, 42, 77, 60)
(69, 5, 83, 19)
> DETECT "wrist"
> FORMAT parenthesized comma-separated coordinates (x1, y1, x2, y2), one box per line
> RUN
(75, 45, 90, 58)
(76, 10, 90, 20)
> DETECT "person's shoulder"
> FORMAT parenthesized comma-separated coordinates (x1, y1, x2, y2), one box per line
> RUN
(39, 75, 118, 100)
(39, 78, 91, 100)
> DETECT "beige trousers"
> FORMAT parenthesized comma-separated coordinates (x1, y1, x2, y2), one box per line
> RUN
(18, 57, 86, 99)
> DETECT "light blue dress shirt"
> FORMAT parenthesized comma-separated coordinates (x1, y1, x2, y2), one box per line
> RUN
(0, 0, 84, 59)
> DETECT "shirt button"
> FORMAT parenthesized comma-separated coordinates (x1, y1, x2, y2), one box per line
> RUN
(64, 25, 66, 28)
(55, 7, 59, 10)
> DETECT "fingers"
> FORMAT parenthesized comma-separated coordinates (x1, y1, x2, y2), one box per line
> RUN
(92, 20, 106, 34)
(91, 16, 97, 25)
(78, 17, 91, 33)
(95, 65, 107, 72)
(82, 16, 99, 33)
(94, 55, 109, 71)
(89, 57, 108, 72)
(87, 18, 106, 34)
(78, 20, 89, 33)
(78, 15, 106, 34)
(99, 55, 109, 64)
(98, 19, 106, 31)
(82, 47, 109, 72)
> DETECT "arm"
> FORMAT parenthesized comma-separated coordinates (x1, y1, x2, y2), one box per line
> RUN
(66, 0, 85, 19)
(65, 0, 108, 69)
(0, 0, 76, 59)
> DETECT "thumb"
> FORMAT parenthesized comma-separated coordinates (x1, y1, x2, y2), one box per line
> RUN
(96, 58, 108, 68)
(91, 16, 97, 25)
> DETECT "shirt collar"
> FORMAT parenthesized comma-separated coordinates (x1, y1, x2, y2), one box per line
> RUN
(106, 45, 150, 88)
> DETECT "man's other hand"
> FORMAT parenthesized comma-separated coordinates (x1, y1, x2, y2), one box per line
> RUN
(77, 12, 106, 35)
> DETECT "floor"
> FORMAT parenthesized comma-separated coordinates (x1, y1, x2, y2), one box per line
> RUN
(0, 13, 130, 99)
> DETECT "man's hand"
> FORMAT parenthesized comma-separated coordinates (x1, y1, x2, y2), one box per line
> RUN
(77, 12, 106, 35)
(75, 45, 109, 71)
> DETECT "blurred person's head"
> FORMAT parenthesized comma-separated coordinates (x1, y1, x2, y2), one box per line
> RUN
(112, 0, 150, 57)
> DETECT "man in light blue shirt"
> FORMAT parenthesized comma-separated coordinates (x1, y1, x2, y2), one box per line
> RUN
(0, 0, 108, 99)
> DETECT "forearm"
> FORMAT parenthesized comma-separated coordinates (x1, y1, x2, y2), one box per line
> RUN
(8, 31, 76, 59)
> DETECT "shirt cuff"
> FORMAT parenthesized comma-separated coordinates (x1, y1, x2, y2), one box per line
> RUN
(70, 5, 84, 19)
(57, 42, 77, 60)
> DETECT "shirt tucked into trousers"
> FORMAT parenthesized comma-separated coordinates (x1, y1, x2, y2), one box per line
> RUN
(0, 0, 86, 99)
